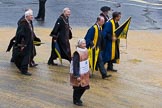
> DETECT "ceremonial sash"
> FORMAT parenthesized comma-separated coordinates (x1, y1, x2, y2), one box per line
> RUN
(93, 25, 102, 47)
(110, 19, 116, 60)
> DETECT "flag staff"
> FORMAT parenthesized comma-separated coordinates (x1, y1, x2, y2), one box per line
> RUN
(126, 38, 128, 49)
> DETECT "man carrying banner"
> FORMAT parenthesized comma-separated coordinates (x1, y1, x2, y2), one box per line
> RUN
(84, 16, 111, 79)
(102, 12, 121, 72)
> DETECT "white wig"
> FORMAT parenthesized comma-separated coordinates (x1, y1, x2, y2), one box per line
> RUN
(25, 9, 33, 17)
(63, 7, 70, 13)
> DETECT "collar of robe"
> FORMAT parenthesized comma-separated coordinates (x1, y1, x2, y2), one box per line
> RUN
(60, 14, 69, 25)
(25, 18, 30, 24)
(25, 18, 33, 31)
(77, 47, 87, 52)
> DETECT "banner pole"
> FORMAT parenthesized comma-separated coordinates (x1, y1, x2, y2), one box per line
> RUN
(126, 38, 128, 49)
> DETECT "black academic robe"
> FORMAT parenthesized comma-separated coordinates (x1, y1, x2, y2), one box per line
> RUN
(50, 14, 72, 62)
(100, 13, 110, 29)
(100, 13, 109, 23)
(14, 19, 33, 72)
(7, 15, 39, 63)
(18, 15, 38, 59)
(5, 14, 25, 53)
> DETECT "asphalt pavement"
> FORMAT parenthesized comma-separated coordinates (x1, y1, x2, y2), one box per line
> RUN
(0, 0, 162, 29)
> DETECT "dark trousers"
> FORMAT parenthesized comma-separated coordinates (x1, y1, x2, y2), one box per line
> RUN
(107, 61, 113, 70)
(30, 45, 36, 65)
(97, 52, 107, 77)
(37, 0, 47, 19)
(73, 88, 86, 103)
(48, 39, 57, 63)
(48, 50, 57, 63)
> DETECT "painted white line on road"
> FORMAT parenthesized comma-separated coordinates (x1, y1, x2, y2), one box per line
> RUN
(97, 0, 162, 9)
(129, 0, 162, 6)
(97, 0, 116, 4)
(123, 3, 162, 9)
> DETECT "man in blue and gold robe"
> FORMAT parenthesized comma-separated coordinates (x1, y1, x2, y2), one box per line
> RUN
(102, 12, 121, 72)
(84, 16, 111, 79)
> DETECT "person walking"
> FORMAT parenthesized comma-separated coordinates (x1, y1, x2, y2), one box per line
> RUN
(48, 8, 72, 65)
(102, 12, 121, 72)
(70, 39, 90, 106)
(84, 16, 112, 79)
(14, 10, 35, 76)
(7, 9, 40, 67)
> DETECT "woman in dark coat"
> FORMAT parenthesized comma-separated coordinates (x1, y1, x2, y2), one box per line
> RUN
(70, 39, 90, 106)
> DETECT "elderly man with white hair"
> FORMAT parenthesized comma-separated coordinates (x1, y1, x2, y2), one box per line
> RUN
(13, 9, 34, 76)
(48, 7, 72, 65)
(7, 9, 40, 68)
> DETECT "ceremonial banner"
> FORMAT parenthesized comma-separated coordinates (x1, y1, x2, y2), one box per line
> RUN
(115, 17, 131, 39)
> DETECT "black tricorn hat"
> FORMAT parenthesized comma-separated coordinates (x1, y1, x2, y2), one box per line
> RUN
(100, 6, 111, 12)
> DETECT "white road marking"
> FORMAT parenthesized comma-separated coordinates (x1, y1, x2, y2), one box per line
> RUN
(97, 0, 162, 9)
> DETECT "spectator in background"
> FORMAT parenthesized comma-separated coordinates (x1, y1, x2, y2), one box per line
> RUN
(35, 0, 47, 21)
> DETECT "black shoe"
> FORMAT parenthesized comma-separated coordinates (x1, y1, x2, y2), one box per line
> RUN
(48, 62, 58, 66)
(102, 74, 112, 79)
(79, 100, 83, 104)
(107, 68, 117, 72)
(10, 58, 15, 63)
(35, 17, 39, 19)
(74, 101, 83, 106)
(111, 69, 117, 72)
(95, 66, 98, 71)
(21, 72, 32, 76)
(35, 18, 44, 21)
(30, 63, 38, 67)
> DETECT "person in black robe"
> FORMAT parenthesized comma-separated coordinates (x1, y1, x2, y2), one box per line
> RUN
(35, 0, 47, 21)
(100, 6, 112, 23)
(18, 15, 39, 67)
(7, 9, 40, 67)
(48, 8, 72, 65)
(100, 6, 112, 29)
(14, 10, 34, 76)
(6, 36, 16, 62)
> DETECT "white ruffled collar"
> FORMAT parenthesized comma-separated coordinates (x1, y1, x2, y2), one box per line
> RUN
(76, 47, 87, 52)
